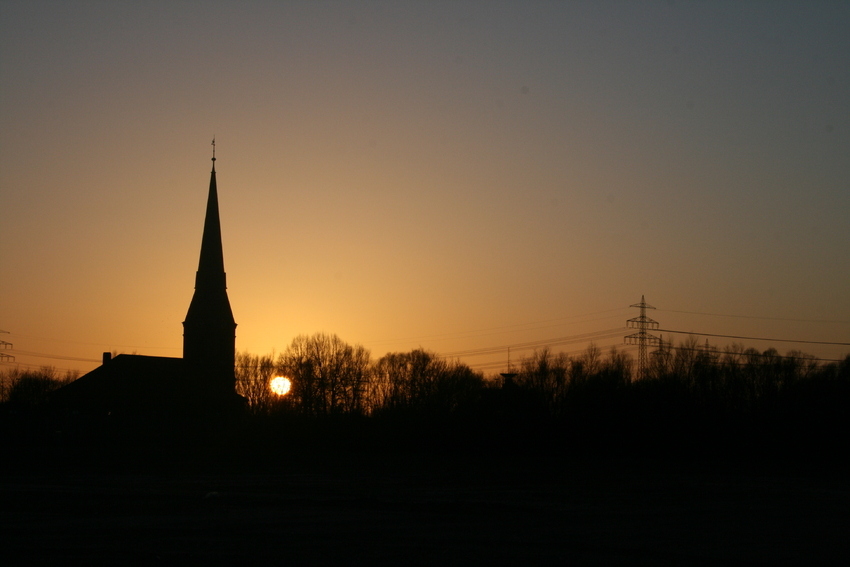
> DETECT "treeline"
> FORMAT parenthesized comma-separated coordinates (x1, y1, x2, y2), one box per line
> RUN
(236, 333, 484, 419)
(505, 339, 850, 459)
(0, 366, 78, 407)
(237, 333, 850, 461)
(2, 333, 847, 463)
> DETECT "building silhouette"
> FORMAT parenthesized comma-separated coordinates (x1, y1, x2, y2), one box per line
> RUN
(52, 150, 243, 429)
(183, 151, 238, 401)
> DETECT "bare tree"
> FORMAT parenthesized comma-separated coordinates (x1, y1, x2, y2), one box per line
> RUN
(516, 347, 570, 414)
(371, 349, 483, 415)
(278, 333, 371, 416)
(0, 366, 77, 406)
(235, 351, 278, 415)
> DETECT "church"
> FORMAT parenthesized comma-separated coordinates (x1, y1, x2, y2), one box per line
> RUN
(51, 146, 243, 427)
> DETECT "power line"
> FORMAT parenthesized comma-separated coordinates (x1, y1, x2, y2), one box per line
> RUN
(466, 343, 638, 371)
(438, 328, 626, 359)
(7, 333, 180, 350)
(0, 360, 84, 374)
(656, 329, 850, 346)
(435, 299, 849, 374)
(656, 344, 847, 364)
(363, 308, 630, 347)
(7, 350, 102, 363)
(469, 346, 847, 371)
(657, 309, 850, 325)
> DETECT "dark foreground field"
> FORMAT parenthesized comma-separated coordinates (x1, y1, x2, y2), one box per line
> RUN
(2, 451, 849, 566)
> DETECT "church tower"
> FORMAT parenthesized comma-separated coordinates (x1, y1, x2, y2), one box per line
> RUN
(183, 142, 237, 399)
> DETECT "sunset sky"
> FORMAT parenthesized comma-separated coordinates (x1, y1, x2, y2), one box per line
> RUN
(2, 1, 848, 376)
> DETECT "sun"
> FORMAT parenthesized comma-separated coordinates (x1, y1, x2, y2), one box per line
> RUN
(269, 376, 292, 396)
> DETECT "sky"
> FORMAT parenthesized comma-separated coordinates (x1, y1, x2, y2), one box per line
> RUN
(2, 0, 848, 376)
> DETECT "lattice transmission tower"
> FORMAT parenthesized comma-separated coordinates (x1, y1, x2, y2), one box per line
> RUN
(625, 296, 660, 380)
(0, 330, 13, 363)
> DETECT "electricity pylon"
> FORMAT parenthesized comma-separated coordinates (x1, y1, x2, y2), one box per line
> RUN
(0, 330, 13, 363)
(625, 296, 660, 380)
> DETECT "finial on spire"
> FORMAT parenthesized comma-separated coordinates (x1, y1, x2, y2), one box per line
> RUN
(211, 137, 216, 161)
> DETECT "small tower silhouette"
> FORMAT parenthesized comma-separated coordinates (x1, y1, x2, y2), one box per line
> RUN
(500, 346, 518, 388)
(183, 141, 237, 400)
(625, 295, 660, 381)
(0, 330, 13, 363)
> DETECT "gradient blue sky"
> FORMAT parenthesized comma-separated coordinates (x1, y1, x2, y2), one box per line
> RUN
(2, 1, 848, 375)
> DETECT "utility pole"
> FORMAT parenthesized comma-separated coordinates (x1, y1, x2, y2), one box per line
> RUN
(625, 296, 660, 380)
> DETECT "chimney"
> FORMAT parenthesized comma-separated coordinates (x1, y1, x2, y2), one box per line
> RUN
(102, 352, 112, 365)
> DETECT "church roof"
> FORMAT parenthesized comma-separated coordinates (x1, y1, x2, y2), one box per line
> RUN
(51, 354, 187, 417)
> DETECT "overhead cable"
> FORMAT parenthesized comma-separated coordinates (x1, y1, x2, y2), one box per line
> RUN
(656, 329, 850, 346)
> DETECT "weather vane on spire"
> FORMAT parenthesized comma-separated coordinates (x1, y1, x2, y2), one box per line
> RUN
(211, 137, 216, 161)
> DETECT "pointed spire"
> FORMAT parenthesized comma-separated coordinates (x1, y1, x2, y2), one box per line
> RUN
(184, 145, 237, 398)
(194, 148, 226, 286)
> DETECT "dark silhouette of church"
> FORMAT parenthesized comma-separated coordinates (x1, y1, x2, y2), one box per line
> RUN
(52, 147, 243, 428)
(183, 146, 237, 401)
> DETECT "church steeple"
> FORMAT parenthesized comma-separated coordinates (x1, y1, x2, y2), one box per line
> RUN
(183, 141, 237, 398)
(194, 142, 226, 287)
